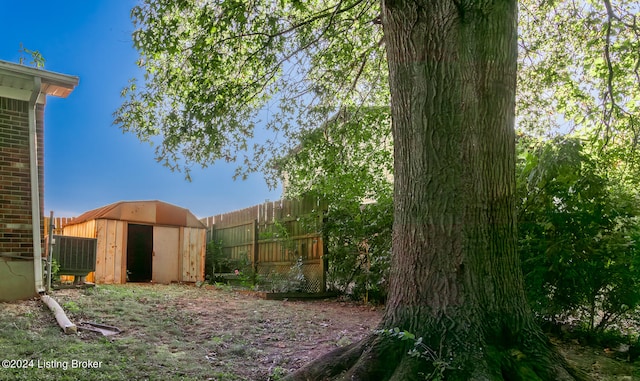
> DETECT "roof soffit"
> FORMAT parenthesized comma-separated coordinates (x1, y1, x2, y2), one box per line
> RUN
(0, 60, 78, 101)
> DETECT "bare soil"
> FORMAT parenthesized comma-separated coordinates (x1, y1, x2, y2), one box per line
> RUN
(169, 287, 382, 379)
(58, 284, 382, 380)
(1, 284, 638, 380)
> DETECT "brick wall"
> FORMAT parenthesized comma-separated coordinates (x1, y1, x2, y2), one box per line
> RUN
(0, 96, 45, 257)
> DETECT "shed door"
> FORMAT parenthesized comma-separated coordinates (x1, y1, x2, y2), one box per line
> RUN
(152, 226, 179, 284)
(127, 224, 153, 282)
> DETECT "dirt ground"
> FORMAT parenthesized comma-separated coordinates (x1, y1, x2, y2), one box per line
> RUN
(55, 284, 383, 380)
(3, 284, 638, 380)
(171, 287, 383, 379)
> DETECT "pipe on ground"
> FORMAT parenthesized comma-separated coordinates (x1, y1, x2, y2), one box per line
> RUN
(41, 295, 77, 334)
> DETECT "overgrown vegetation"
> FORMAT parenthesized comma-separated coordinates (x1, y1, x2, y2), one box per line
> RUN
(273, 107, 394, 303)
(206, 217, 312, 293)
(517, 136, 640, 332)
(322, 196, 392, 304)
(49, 259, 61, 284)
(205, 239, 225, 279)
(18, 42, 45, 68)
(265, 257, 307, 293)
(271, 109, 640, 330)
(273, 131, 640, 345)
(376, 328, 452, 381)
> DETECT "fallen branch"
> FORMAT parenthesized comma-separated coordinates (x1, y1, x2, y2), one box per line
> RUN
(41, 294, 77, 334)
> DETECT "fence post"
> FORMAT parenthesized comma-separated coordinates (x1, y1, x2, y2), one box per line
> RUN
(46, 211, 54, 293)
(321, 213, 328, 293)
(252, 219, 259, 275)
(211, 220, 222, 280)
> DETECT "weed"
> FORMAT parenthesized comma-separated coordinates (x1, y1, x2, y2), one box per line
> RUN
(62, 301, 80, 313)
(376, 328, 452, 381)
(336, 336, 352, 347)
(228, 343, 248, 356)
(267, 366, 288, 380)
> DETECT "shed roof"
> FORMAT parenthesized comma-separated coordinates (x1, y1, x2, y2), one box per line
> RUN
(0, 59, 79, 100)
(65, 200, 206, 229)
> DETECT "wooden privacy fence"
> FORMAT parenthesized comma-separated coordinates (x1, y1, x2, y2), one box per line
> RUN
(202, 197, 327, 293)
(44, 216, 74, 238)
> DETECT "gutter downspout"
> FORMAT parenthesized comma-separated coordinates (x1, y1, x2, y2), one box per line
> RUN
(29, 76, 44, 293)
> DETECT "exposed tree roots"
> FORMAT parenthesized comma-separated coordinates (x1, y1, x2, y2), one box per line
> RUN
(282, 333, 591, 381)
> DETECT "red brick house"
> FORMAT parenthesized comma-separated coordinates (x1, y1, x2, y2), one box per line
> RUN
(0, 60, 77, 301)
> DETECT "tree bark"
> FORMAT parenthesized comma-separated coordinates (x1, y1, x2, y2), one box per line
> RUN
(285, 1, 588, 380)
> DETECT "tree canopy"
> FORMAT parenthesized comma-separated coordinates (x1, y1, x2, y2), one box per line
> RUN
(518, 1, 640, 143)
(116, 0, 640, 192)
(115, 0, 388, 183)
(116, 0, 640, 379)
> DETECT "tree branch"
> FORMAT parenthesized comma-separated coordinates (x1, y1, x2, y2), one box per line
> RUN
(214, 0, 368, 45)
(602, 0, 616, 144)
(235, 0, 373, 106)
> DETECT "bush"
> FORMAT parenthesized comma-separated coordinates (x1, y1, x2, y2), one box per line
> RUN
(205, 239, 224, 279)
(323, 194, 393, 304)
(260, 257, 309, 293)
(206, 240, 255, 286)
(517, 136, 640, 331)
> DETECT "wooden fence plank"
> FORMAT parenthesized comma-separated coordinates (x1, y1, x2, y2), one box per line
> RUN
(202, 197, 327, 292)
(44, 216, 75, 237)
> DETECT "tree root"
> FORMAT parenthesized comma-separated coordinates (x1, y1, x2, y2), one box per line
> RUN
(282, 333, 592, 381)
(282, 334, 412, 381)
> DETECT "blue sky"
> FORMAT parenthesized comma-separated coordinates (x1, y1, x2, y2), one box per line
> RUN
(0, 0, 281, 218)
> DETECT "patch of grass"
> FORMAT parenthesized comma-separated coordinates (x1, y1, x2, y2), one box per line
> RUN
(62, 301, 80, 314)
(2, 284, 634, 380)
(0, 285, 230, 381)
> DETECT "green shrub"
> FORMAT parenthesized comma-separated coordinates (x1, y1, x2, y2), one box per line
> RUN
(517, 136, 640, 331)
(323, 195, 392, 304)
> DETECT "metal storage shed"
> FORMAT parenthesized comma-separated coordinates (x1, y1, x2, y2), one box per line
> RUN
(62, 200, 206, 284)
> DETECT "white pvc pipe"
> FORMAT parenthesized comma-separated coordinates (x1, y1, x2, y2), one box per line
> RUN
(41, 294, 77, 334)
(29, 77, 44, 293)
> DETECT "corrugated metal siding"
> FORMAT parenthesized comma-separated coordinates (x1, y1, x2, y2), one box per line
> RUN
(62, 220, 97, 238)
(61, 215, 206, 284)
(65, 200, 206, 228)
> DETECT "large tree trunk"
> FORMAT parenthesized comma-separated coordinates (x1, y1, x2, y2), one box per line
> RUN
(285, 1, 587, 380)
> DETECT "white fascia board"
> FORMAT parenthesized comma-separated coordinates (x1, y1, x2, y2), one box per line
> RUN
(0, 60, 78, 99)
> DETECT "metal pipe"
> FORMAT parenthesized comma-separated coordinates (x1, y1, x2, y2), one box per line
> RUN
(28, 76, 44, 293)
(47, 211, 55, 293)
